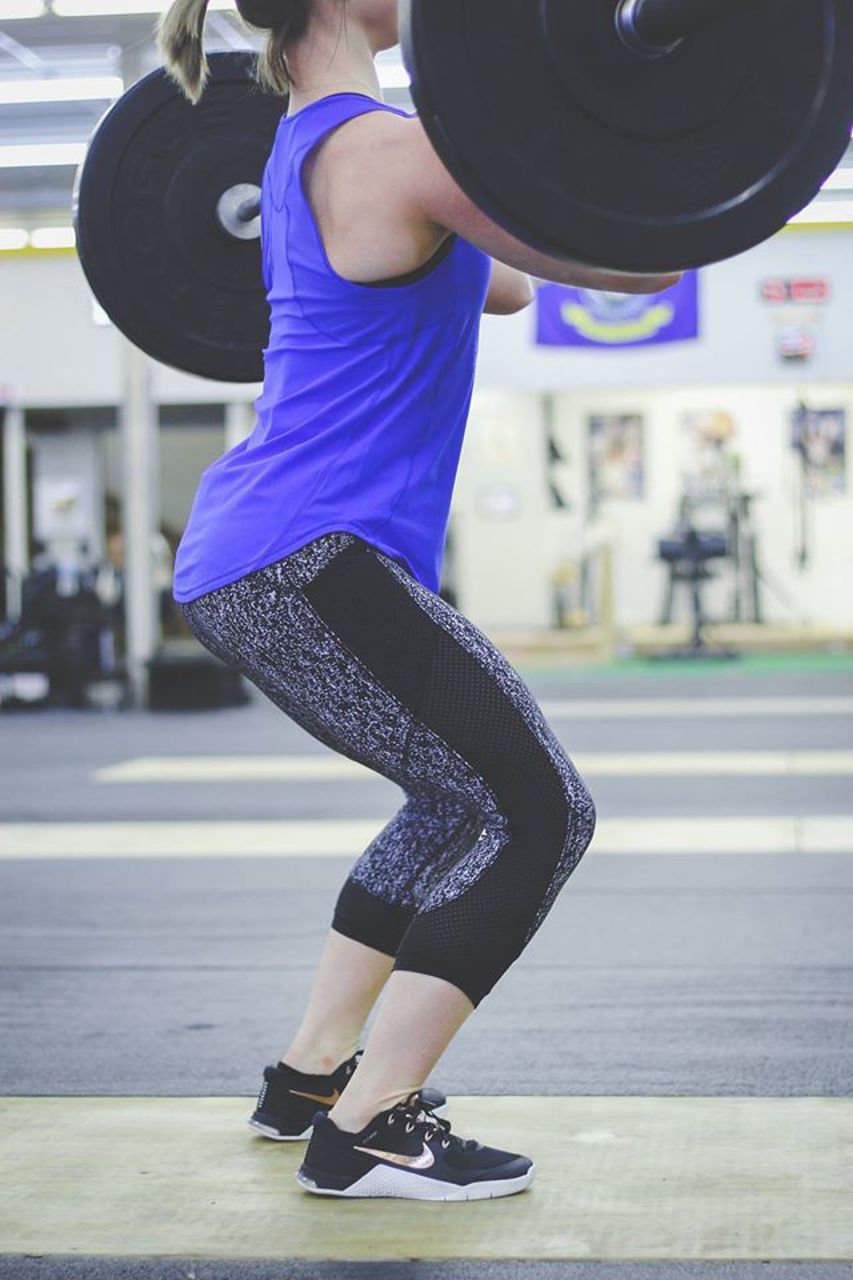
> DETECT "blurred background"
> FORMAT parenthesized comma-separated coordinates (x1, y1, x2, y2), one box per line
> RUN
(0, 2, 852, 710)
(1, 5, 852, 1269)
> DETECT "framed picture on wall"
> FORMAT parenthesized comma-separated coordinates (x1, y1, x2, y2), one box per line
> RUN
(791, 405, 847, 497)
(587, 413, 645, 512)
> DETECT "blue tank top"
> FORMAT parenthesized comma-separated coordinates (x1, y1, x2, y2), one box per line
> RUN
(172, 93, 492, 604)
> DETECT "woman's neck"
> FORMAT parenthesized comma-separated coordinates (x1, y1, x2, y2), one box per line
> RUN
(286, 14, 382, 113)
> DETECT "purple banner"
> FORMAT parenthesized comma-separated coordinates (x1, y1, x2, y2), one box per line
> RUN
(536, 272, 699, 349)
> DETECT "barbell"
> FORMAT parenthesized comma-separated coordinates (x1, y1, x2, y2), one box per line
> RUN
(73, 0, 853, 383)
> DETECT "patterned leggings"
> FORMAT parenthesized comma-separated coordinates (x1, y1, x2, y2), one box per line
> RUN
(180, 531, 596, 1008)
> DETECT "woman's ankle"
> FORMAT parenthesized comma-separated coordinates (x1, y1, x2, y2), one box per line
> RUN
(280, 1041, 359, 1076)
(327, 1087, 416, 1134)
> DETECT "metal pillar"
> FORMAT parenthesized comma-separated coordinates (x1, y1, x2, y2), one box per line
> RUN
(118, 41, 161, 710)
(2, 402, 29, 621)
(120, 343, 159, 709)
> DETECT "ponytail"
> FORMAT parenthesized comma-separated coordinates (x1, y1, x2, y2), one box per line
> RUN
(157, 0, 213, 104)
(157, 0, 314, 104)
(254, 25, 291, 96)
(243, 0, 312, 97)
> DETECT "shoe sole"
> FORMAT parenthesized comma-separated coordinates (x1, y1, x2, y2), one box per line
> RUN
(248, 1102, 449, 1143)
(248, 1118, 313, 1141)
(295, 1163, 535, 1201)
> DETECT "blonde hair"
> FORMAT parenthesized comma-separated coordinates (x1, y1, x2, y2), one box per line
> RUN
(256, 21, 294, 98)
(157, 0, 310, 104)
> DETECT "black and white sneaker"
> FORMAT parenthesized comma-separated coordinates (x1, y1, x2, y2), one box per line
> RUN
(296, 1090, 535, 1200)
(248, 1053, 447, 1141)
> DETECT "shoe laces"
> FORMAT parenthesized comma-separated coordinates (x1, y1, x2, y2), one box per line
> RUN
(384, 1090, 475, 1152)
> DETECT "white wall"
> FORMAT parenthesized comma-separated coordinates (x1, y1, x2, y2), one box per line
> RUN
(547, 384, 853, 629)
(451, 382, 853, 632)
(452, 392, 553, 628)
(476, 227, 853, 392)
(2, 228, 852, 632)
(29, 428, 105, 562)
(0, 254, 251, 407)
(1, 226, 851, 404)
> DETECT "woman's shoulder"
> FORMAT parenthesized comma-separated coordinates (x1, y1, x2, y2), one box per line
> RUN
(315, 102, 416, 172)
(301, 105, 452, 285)
(307, 106, 427, 220)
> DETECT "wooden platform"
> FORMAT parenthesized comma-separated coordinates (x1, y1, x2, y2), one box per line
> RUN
(1, 1096, 851, 1262)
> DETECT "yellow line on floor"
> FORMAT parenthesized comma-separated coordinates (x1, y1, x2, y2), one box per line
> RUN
(94, 755, 377, 782)
(1, 816, 852, 858)
(92, 750, 853, 783)
(0, 1096, 849, 1260)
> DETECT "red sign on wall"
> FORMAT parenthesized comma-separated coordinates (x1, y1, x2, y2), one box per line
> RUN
(761, 277, 831, 304)
(790, 278, 831, 303)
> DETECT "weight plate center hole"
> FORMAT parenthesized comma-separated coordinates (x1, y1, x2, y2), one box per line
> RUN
(216, 183, 262, 241)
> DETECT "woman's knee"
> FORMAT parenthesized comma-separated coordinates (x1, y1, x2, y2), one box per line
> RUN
(508, 752, 597, 915)
(552, 751, 598, 877)
(569, 771, 597, 854)
(501, 741, 597, 861)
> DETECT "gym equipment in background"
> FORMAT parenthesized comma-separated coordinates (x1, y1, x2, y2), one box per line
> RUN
(656, 527, 737, 660)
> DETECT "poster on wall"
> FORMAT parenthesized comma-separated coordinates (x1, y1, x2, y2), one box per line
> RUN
(791, 405, 847, 497)
(680, 410, 741, 497)
(682, 409, 739, 453)
(33, 477, 87, 541)
(761, 277, 831, 364)
(536, 272, 699, 349)
(588, 414, 645, 508)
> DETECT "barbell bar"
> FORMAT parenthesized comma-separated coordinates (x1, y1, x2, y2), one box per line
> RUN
(616, 0, 767, 57)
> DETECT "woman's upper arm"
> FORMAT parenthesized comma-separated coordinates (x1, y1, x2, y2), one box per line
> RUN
(397, 117, 682, 296)
(484, 260, 535, 315)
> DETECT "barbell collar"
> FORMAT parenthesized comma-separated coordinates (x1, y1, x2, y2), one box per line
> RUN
(616, 0, 766, 57)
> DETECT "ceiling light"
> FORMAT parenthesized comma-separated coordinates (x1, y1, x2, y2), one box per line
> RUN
(1, 0, 45, 15)
(0, 77, 124, 106)
(0, 142, 87, 168)
(30, 226, 77, 249)
(53, 0, 231, 14)
(0, 229, 29, 251)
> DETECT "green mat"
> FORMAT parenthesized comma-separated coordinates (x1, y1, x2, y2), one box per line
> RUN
(516, 651, 853, 680)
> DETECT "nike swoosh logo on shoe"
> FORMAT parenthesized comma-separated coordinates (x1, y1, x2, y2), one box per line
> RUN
(288, 1088, 341, 1106)
(353, 1142, 435, 1170)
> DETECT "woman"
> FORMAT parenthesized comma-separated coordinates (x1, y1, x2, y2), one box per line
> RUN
(159, 0, 680, 1202)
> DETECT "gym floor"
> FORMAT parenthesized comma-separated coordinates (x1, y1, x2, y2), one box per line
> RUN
(1, 659, 851, 1279)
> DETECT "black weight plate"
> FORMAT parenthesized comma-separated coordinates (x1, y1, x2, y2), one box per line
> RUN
(401, 0, 853, 273)
(73, 53, 285, 382)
